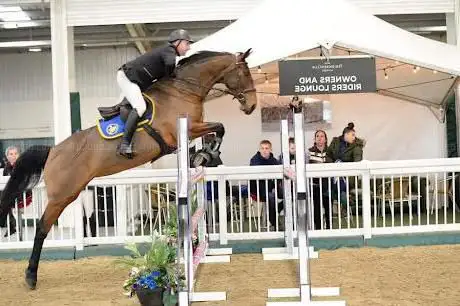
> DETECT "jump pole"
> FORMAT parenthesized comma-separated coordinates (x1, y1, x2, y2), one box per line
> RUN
(176, 116, 227, 305)
(262, 118, 318, 261)
(266, 104, 345, 306)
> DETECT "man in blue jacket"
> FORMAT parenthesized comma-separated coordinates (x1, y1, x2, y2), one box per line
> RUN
(249, 140, 284, 229)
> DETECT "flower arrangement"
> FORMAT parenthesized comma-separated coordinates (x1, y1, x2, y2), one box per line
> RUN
(119, 183, 201, 306)
(117, 232, 185, 306)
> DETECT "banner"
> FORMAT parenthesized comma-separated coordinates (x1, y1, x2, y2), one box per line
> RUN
(278, 56, 376, 96)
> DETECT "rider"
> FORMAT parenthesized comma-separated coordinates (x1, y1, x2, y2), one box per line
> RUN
(116, 29, 194, 158)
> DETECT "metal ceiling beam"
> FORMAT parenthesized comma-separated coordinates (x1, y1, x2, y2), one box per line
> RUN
(125, 24, 146, 54)
(0, 34, 209, 48)
(134, 24, 152, 51)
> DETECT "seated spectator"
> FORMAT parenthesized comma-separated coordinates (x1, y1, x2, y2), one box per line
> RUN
(309, 130, 331, 230)
(249, 140, 283, 229)
(326, 122, 365, 207)
(326, 122, 365, 163)
(2, 146, 21, 237)
(277, 137, 297, 165)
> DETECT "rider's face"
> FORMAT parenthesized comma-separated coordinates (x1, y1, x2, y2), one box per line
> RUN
(176, 40, 191, 56)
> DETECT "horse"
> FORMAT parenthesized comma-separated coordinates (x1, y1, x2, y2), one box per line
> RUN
(0, 48, 258, 290)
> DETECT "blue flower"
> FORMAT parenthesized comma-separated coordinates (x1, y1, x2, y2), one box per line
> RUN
(135, 271, 160, 290)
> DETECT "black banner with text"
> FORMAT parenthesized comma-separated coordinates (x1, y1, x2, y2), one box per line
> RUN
(278, 56, 376, 96)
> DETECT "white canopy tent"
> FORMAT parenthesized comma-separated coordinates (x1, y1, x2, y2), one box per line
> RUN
(187, 0, 460, 113)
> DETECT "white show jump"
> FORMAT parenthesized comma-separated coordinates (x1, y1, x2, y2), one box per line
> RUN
(266, 103, 346, 306)
(176, 116, 229, 305)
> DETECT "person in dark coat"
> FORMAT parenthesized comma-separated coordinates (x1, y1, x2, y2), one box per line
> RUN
(326, 122, 366, 206)
(249, 140, 283, 228)
(308, 130, 331, 230)
(116, 29, 194, 158)
(2, 146, 20, 237)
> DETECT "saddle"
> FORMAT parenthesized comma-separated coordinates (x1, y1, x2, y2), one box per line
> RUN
(95, 95, 175, 158)
(97, 96, 153, 122)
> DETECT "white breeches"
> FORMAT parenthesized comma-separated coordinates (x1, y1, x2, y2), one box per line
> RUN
(116, 70, 146, 117)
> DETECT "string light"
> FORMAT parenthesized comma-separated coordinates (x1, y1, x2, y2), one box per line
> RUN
(413, 66, 417, 73)
(384, 69, 388, 80)
(265, 74, 269, 84)
(433, 70, 437, 74)
(258, 66, 262, 73)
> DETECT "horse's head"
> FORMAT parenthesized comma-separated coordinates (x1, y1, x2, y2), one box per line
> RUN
(173, 49, 258, 115)
(219, 49, 257, 115)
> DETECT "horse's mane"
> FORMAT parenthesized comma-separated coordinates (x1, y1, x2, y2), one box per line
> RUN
(176, 50, 233, 70)
(146, 50, 234, 92)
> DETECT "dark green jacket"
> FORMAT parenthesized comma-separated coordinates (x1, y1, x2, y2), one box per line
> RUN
(326, 136, 365, 163)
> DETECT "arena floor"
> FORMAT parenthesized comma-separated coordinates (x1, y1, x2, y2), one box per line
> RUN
(0, 244, 459, 305)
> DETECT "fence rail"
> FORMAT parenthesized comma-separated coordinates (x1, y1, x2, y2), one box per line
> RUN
(1, 157, 460, 251)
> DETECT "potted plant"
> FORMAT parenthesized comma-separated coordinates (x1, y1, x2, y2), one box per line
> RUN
(118, 232, 185, 306)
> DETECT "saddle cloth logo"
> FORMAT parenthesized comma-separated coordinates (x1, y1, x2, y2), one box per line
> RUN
(105, 123, 119, 136)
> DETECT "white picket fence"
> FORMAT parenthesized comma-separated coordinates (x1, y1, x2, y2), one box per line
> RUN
(1, 157, 460, 251)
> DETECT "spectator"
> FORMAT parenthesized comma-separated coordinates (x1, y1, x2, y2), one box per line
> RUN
(2, 146, 20, 237)
(326, 122, 366, 209)
(308, 130, 331, 230)
(326, 122, 365, 163)
(249, 140, 283, 229)
(277, 137, 296, 165)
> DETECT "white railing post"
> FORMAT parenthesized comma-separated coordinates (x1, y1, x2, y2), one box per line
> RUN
(361, 162, 372, 239)
(73, 195, 84, 251)
(218, 171, 228, 245)
(116, 185, 127, 237)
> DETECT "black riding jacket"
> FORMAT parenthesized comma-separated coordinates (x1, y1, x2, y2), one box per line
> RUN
(120, 43, 178, 91)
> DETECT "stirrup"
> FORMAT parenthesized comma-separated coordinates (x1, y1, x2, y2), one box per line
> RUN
(117, 142, 134, 159)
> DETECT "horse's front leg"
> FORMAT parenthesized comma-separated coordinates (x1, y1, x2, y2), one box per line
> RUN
(190, 122, 225, 150)
(189, 122, 225, 167)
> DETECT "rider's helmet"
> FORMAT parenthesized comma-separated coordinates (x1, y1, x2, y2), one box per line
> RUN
(168, 29, 194, 44)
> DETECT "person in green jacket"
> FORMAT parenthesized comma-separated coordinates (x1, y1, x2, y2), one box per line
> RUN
(326, 122, 366, 209)
(326, 122, 365, 163)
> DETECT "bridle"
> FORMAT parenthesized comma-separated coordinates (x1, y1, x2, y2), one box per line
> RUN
(173, 56, 256, 107)
(216, 60, 257, 107)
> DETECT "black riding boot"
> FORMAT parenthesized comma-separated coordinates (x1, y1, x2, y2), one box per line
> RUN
(117, 109, 140, 159)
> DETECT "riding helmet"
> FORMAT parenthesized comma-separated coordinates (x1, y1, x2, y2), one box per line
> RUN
(168, 29, 194, 43)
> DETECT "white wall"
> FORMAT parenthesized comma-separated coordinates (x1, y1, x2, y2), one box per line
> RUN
(0, 46, 138, 139)
(154, 92, 446, 168)
(0, 47, 446, 165)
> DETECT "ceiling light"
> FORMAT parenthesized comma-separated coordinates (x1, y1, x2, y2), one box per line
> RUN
(3, 22, 17, 29)
(0, 40, 49, 48)
(0, 6, 30, 22)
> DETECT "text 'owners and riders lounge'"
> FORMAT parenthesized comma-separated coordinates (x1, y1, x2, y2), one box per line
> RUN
(278, 55, 377, 96)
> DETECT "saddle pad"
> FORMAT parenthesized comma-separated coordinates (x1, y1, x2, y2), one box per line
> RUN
(96, 95, 155, 140)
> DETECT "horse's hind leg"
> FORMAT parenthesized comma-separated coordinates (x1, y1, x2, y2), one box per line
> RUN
(25, 195, 78, 289)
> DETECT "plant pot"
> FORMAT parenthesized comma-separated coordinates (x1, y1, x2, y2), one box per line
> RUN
(135, 287, 164, 306)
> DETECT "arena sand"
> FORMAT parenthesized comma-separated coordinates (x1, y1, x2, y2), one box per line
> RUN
(0, 244, 459, 306)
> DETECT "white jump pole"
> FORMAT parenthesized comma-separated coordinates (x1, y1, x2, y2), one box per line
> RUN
(176, 116, 227, 305)
(266, 104, 346, 306)
(262, 118, 318, 261)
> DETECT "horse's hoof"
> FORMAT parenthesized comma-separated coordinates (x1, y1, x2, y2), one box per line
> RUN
(25, 270, 37, 290)
(25, 277, 37, 290)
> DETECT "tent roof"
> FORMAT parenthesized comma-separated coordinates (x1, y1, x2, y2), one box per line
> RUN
(187, 0, 460, 110)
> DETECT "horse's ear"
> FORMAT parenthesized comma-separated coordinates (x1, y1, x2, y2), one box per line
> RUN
(242, 48, 252, 59)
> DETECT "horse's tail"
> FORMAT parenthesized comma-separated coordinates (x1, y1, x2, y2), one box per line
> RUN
(0, 145, 51, 226)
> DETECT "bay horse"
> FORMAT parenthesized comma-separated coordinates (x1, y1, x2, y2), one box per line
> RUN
(0, 49, 257, 289)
